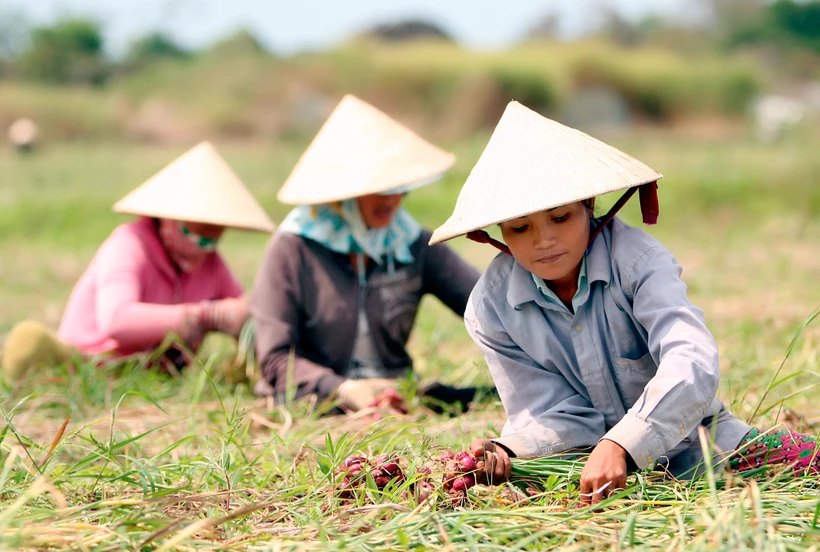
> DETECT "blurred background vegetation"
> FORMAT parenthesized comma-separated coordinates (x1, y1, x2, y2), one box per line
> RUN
(0, 0, 818, 145)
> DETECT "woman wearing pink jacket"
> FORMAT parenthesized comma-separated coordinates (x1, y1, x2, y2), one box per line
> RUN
(2, 142, 275, 383)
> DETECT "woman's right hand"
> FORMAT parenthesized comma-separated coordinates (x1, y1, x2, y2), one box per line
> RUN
(202, 297, 250, 337)
(179, 304, 209, 350)
(336, 378, 397, 412)
(470, 438, 512, 485)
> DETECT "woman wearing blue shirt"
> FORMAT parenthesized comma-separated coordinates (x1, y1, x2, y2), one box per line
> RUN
(430, 101, 819, 506)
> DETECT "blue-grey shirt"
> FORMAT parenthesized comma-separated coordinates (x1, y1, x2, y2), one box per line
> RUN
(465, 217, 751, 477)
(532, 257, 588, 312)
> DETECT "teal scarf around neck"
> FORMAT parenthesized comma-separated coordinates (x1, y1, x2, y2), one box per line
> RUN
(278, 199, 422, 265)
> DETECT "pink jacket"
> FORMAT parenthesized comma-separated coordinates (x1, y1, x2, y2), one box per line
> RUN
(58, 217, 243, 356)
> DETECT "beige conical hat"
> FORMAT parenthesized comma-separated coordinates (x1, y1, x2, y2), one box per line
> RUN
(430, 101, 662, 245)
(277, 94, 456, 205)
(113, 141, 275, 232)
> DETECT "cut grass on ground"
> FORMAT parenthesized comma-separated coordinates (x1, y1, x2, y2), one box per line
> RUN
(1, 129, 819, 549)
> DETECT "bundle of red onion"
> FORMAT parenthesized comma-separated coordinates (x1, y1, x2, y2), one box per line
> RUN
(437, 450, 477, 501)
(334, 452, 469, 505)
(437, 450, 587, 498)
(337, 454, 406, 499)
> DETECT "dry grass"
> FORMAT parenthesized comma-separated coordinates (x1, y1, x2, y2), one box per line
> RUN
(1, 127, 820, 549)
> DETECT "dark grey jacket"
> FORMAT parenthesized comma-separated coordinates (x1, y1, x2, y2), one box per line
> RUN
(251, 230, 480, 400)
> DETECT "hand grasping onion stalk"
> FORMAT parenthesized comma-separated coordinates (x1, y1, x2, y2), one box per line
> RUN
(470, 437, 625, 506)
(368, 388, 409, 419)
(470, 439, 512, 484)
(335, 379, 408, 416)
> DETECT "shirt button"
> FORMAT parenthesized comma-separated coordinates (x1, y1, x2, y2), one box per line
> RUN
(575, 325, 583, 333)
(680, 428, 687, 436)
(645, 455, 653, 464)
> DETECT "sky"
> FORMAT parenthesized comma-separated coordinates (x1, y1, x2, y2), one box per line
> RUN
(2, 0, 706, 56)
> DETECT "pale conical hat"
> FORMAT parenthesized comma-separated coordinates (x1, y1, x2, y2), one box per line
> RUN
(113, 141, 275, 232)
(429, 101, 662, 245)
(277, 94, 456, 205)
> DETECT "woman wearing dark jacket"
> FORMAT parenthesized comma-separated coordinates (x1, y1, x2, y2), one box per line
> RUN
(251, 95, 484, 412)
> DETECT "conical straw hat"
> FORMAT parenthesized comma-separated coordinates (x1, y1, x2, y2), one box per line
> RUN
(430, 101, 662, 245)
(113, 141, 275, 232)
(277, 95, 456, 205)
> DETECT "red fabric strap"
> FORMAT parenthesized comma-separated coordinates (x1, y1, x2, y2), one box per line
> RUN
(588, 181, 658, 245)
(466, 230, 511, 256)
(586, 187, 638, 246)
(639, 181, 659, 225)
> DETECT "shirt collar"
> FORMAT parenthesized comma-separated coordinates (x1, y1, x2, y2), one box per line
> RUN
(531, 257, 588, 312)
(506, 221, 613, 310)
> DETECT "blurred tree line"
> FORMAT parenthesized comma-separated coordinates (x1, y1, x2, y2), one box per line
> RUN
(0, 16, 267, 85)
(720, 0, 820, 52)
(0, 1, 818, 87)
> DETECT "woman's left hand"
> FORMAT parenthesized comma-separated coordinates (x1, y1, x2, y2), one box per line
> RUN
(579, 439, 628, 506)
(203, 296, 250, 337)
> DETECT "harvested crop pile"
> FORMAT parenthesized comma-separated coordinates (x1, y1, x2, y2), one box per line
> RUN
(331, 448, 587, 509)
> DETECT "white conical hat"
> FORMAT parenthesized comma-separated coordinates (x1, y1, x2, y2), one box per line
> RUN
(113, 141, 275, 232)
(277, 94, 456, 205)
(430, 101, 662, 245)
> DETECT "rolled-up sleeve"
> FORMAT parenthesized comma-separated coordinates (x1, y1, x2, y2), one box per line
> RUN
(465, 295, 605, 457)
(602, 246, 720, 469)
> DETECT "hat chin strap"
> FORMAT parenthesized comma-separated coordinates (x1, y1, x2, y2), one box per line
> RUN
(587, 181, 659, 245)
(465, 229, 511, 255)
(466, 181, 659, 256)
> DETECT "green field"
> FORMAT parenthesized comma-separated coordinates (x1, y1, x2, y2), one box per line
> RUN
(1, 124, 820, 549)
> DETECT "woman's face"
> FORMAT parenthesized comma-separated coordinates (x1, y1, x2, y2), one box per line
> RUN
(184, 222, 225, 242)
(357, 194, 403, 229)
(158, 219, 225, 273)
(499, 201, 592, 288)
